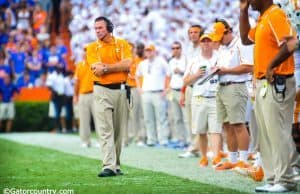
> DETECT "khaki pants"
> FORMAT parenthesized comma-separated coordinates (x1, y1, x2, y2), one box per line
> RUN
(255, 77, 299, 188)
(78, 93, 97, 144)
(125, 88, 146, 143)
(142, 92, 169, 145)
(93, 85, 128, 171)
(169, 89, 187, 142)
(185, 86, 200, 153)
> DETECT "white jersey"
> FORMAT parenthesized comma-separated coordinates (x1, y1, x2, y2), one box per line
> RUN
(217, 36, 254, 83)
(184, 51, 219, 97)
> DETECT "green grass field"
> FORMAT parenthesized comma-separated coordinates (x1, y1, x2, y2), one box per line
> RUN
(0, 139, 248, 194)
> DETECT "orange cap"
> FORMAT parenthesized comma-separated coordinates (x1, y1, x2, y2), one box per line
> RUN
(145, 44, 155, 51)
(212, 22, 227, 42)
(200, 34, 213, 41)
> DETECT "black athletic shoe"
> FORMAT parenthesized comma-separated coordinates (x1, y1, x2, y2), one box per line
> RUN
(116, 169, 124, 175)
(98, 169, 116, 177)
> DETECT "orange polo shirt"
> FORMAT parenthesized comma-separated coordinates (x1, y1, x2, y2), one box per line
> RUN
(248, 5, 295, 79)
(74, 60, 93, 94)
(126, 56, 144, 87)
(86, 37, 132, 84)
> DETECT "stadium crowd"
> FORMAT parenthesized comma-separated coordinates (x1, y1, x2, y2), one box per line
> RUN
(0, 0, 300, 193)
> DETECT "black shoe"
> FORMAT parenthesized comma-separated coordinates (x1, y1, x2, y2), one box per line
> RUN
(116, 169, 123, 175)
(98, 169, 116, 177)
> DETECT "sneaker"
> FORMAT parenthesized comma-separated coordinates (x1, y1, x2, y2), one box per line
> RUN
(247, 166, 264, 182)
(235, 161, 251, 169)
(98, 168, 116, 177)
(94, 142, 101, 148)
(178, 151, 199, 158)
(212, 155, 222, 166)
(199, 157, 208, 167)
(80, 142, 91, 148)
(265, 183, 289, 192)
(136, 141, 146, 147)
(255, 183, 273, 192)
(219, 151, 228, 158)
(116, 169, 124, 176)
(215, 161, 236, 170)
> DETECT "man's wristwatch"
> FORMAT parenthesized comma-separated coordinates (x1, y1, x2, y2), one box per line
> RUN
(103, 65, 108, 74)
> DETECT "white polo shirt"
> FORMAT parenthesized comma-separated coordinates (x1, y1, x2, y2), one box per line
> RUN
(46, 71, 65, 95)
(136, 56, 171, 92)
(184, 51, 219, 97)
(217, 36, 254, 83)
(169, 55, 187, 89)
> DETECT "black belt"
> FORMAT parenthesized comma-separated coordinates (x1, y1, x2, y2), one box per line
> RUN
(94, 81, 125, 90)
(202, 96, 215, 98)
(81, 91, 93, 94)
(171, 88, 181, 92)
(257, 74, 294, 80)
(146, 90, 163, 93)
(219, 81, 246, 86)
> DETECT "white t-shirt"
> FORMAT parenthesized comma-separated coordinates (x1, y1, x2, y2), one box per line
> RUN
(169, 55, 187, 89)
(184, 51, 219, 97)
(46, 71, 65, 95)
(136, 56, 171, 92)
(217, 36, 254, 83)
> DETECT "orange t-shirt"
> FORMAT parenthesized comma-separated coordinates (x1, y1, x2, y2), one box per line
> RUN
(74, 60, 93, 94)
(126, 56, 144, 87)
(86, 37, 132, 84)
(33, 11, 47, 31)
(248, 5, 295, 79)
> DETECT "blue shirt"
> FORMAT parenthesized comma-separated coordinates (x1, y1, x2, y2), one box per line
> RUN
(15, 75, 35, 89)
(0, 83, 18, 103)
(10, 51, 26, 74)
(0, 64, 12, 87)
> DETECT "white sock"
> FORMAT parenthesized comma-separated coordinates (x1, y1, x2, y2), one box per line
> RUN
(239, 150, 249, 162)
(254, 152, 262, 167)
(228, 152, 238, 163)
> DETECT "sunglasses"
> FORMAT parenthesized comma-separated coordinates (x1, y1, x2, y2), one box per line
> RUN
(172, 47, 181, 50)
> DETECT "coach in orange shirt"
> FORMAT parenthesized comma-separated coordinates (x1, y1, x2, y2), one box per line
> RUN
(86, 16, 132, 177)
(240, 0, 299, 192)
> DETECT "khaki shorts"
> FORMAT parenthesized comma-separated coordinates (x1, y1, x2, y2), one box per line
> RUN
(192, 96, 222, 134)
(216, 83, 248, 124)
(0, 102, 15, 120)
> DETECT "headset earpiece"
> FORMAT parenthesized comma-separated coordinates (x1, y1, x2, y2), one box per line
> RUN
(95, 16, 114, 33)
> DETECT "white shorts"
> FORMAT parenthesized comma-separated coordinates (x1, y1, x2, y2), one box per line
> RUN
(0, 102, 15, 120)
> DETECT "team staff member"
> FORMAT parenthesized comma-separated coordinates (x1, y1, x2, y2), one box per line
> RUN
(125, 42, 146, 146)
(74, 47, 100, 148)
(240, 0, 299, 192)
(179, 25, 203, 158)
(213, 19, 253, 170)
(86, 16, 132, 177)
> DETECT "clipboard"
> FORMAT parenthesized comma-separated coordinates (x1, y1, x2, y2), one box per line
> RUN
(197, 68, 220, 85)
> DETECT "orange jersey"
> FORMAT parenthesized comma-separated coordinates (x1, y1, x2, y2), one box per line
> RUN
(74, 60, 93, 94)
(248, 5, 295, 79)
(33, 10, 47, 31)
(126, 56, 144, 87)
(86, 37, 132, 84)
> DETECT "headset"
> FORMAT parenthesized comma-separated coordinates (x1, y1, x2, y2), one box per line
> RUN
(94, 16, 114, 33)
(188, 24, 204, 37)
(215, 18, 232, 33)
